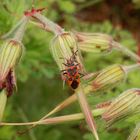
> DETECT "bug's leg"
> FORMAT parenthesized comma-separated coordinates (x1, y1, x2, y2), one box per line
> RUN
(71, 49, 78, 60)
(79, 72, 85, 78)
(61, 69, 66, 72)
(73, 50, 78, 58)
(61, 70, 67, 75)
(62, 63, 69, 66)
(59, 57, 69, 63)
(74, 50, 78, 55)
(63, 72, 68, 75)
(75, 63, 80, 66)
(77, 63, 82, 70)
(72, 49, 78, 55)
(61, 73, 67, 81)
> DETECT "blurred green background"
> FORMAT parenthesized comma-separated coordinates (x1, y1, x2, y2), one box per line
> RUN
(0, 0, 140, 140)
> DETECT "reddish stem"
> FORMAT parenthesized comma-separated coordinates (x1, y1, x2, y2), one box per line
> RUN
(24, 7, 47, 17)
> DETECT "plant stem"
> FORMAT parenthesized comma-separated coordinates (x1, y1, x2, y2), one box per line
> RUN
(2, 16, 29, 42)
(0, 90, 7, 121)
(123, 63, 140, 73)
(17, 107, 37, 140)
(13, 16, 30, 42)
(0, 108, 105, 126)
(32, 13, 64, 35)
(76, 85, 99, 140)
(113, 41, 140, 62)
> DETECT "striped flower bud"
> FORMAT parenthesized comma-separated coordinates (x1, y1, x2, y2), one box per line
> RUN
(91, 65, 126, 91)
(50, 32, 85, 73)
(0, 40, 23, 86)
(74, 31, 113, 54)
(128, 123, 140, 140)
(102, 89, 140, 127)
(0, 16, 29, 93)
(0, 89, 7, 121)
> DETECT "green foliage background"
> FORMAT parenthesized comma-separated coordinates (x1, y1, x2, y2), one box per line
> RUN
(0, 0, 140, 140)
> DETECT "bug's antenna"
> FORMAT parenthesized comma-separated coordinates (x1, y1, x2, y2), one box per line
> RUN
(32, 0, 35, 8)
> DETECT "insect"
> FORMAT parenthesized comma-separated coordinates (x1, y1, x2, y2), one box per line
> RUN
(61, 50, 84, 89)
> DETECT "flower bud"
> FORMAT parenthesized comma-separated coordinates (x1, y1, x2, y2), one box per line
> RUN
(50, 32, 85, 73)
(0, 89, 7, 121)
(91, 65, 126, 91)
(0, 15, 28, 96)
(0, 40, 23, 85)
(102, 89, 140, 126)
(74, 31, 113, 54)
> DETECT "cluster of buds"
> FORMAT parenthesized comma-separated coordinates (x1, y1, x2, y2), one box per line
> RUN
(38, 63, 134, 119)
(0, 5, 140, 140)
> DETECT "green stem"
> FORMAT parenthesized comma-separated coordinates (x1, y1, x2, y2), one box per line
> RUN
(123, 64, 140, 73)
(0, 89, 7, 121)
(32, 13, 64, 35)
(113, 41, 140, 62)
(13, 16, 29, 41)
(2, 16, 29, 42)
(0, 108, 105, 126)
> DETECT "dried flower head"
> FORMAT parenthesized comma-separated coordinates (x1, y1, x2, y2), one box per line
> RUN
(91, 64, 126, 91)
(102, 88, 140, 127)
(74, 31, 113, 54)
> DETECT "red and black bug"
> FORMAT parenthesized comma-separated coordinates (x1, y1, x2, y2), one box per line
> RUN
(61, 50, 84, 89)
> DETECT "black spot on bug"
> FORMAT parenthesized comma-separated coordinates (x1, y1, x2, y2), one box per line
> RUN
(71, 80, 79, 89)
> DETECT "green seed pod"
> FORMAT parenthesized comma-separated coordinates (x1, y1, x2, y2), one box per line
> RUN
(0, 89, 7, 121)
(74, 31, 113, 54)
(50, 32, 85, 73)
(102, 88, 140, 127)
(91, 65, 126, 91)
(0, 40, 23, 84)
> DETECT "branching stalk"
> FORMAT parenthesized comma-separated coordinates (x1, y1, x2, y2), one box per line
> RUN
(0, 108, 105, 126)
